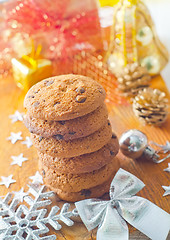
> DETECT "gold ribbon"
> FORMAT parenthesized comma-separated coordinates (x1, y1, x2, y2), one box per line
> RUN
(119, 0, 138, 5)
(22, 42, 42, 69)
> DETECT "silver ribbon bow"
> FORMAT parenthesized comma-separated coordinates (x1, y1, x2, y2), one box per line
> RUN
(75, 168, 170, 240)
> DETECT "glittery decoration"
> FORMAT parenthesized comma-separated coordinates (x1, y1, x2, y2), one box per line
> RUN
(12, 43, 53, 92)
(119, 129, 170, 163)
(75, 168, 170, 240)
(0, 0, 102, 71)
(12, 188, 28, 202)
(105, 0, 169, 76)
(54, 51, 128, 105)
(0, 185, 78, 239)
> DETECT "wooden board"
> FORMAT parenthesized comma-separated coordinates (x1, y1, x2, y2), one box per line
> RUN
(0, 75, 169, 239)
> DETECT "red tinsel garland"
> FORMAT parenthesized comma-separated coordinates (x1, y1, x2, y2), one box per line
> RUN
(3, 0, 102, 60)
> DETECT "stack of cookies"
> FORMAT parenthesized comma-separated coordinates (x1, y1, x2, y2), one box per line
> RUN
(24, 74, 119, 202)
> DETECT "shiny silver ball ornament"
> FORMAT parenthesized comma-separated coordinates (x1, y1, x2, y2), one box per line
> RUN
(119, 129, 162, 163)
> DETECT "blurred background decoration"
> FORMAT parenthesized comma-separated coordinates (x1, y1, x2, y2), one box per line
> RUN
(98, 0, 170, 89)
(0, 0, 169, 91)
(105, 0, 169, 76)
(99, 0, 119, 7)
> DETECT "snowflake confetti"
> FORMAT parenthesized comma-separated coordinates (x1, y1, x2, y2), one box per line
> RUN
(162, 185, 170, 196)
(9, 111, 24, 123)
(11, 153, 28, 167)
(0, 175, 16, 188)
(7, 131, 23, 144)
(13, 188, 28, 202)
(164, 163, 170, 173)
(0, 185, 78, 239)
(29, 171, 43, 184)
(21, 136, 33, 148)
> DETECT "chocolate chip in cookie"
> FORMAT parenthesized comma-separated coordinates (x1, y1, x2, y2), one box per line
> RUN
(54, 101, 60, 106)
(53, 134, 63, 140)
(112, 133, 117, 139)
(75, 95, 86, 103)
(69, 131, 76, 135)
(81, 189, 91, 197)
(45, 80, 54, 86)
(39, 136, 44, 142)
(76, 87, 85, 94)
(58, 121, 66, 125)
(110, 151, 114, 155)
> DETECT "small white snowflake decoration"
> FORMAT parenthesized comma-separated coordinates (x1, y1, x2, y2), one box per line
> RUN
(0, 175, 16, 188)
(21, 136, 33, 148)
(7, 131, 23, 144)
(162, 185, 170, 197)
(11, 153, 28, 167)
(29, 171, 43, 184)
(9, 111, 24, 123)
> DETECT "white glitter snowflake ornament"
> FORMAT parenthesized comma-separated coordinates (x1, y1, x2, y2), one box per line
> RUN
(0, 175, 16, 188)
(9, 111, 24, 123)
(21, 136, 33, 148)
(0, 185, 78, 239)
(13, 188, 28, 202)
(7, 131, 23, 144)
(11, 153, 28, 167)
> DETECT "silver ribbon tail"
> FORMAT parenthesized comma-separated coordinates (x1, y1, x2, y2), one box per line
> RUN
(117, 196, 170, 240)
(75, 168, 170, 240)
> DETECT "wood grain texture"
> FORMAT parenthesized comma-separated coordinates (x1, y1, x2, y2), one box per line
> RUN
(0, 74, 169, 239)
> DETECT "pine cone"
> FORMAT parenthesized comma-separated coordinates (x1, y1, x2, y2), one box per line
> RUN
(133, 88, 169, 126)
(117, 63, 151, 96)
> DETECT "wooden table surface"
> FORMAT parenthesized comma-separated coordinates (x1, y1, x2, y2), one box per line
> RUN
(0, 74, 169, 239)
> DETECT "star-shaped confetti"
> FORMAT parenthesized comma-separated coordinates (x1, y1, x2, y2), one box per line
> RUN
(9, 111, 24, 123)
(11, 153, 28, 167)
(29, 171, 43, 184)
(0, 175, 16, 188)
(162, 185, 170, 196)
(13, 187, 28, 202)
(164, 163, 170, 173)
(21, 136, 33, 148)
(7, 131, 22, 144)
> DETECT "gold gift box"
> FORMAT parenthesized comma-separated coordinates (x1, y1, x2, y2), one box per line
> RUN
(12, 52, 52, 92)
